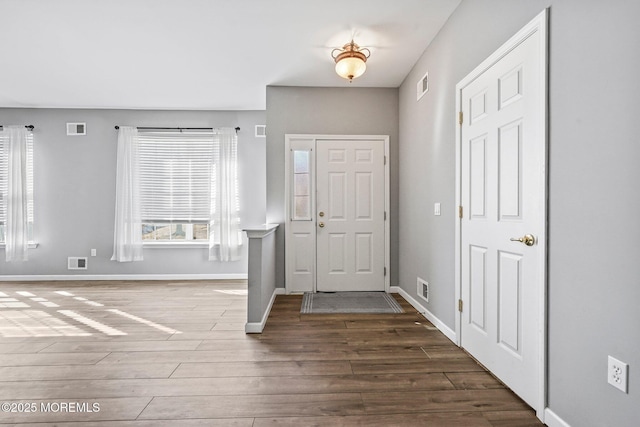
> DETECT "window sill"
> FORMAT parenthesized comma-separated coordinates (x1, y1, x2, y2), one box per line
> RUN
(143, 241, 210, 249)
(0, 243, 39, 249)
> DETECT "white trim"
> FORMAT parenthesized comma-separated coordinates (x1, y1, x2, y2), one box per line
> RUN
(284, 134, 390, 294)
(245, 287, 285, 333)
(143, 242, 209, 248)
(0, 274, 247, 282)
(141, 241, 244, 249)
(243, 223, 279, 239)
(0, 243, 39, 249)
(543, 408, 571, 427)
(390, 286, 456, 344)
(383, 137, 390, 293)
(454, 8, 548, 420)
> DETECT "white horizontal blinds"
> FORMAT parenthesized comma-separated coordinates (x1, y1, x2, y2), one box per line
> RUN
(26, 133, 34, 231)
(0, 132, 6, 228)
(138, 130, 214, 223)
(0, 129, 34, 241)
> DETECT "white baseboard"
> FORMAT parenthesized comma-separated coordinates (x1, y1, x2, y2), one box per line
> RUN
(390, 285, 456, 344)
(245, 287, 286, 334)
(0, 274, 248, 282)
(544, 408, 571, 427)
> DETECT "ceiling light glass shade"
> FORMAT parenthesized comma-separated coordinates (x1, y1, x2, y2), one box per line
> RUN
(335, 57, 367, 81)
(331, 41, 370, 82)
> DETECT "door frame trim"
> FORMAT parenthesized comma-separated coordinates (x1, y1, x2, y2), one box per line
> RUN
(284, 134, 390, 294)
(454, 9, 548, 420)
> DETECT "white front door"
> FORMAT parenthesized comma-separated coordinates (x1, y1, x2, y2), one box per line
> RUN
(316, 139, 385, 292)
(285, 135, 389, 294)
(457, 12, 547, 412)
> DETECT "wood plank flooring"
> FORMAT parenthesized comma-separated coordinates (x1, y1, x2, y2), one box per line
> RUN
(0, 280, 543, 426)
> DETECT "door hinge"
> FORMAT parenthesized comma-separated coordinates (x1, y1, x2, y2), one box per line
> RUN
(458, 111, 463, 125)
(458, 299, 463, 312)
(384, 155, 387, 165)
(384, 267, 387, 277)
(458, 205, 463, 218)
(384, 211, 387, 221)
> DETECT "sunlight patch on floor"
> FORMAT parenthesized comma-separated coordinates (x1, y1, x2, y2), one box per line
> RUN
(16, 291, 36, 297)
(213, 289, 247, 296)
(0, 290, 182, 337)
(0, 310, 91, 337)
(54, 291, 74, 296)
(107, 309, 181, 334)
(58, 310, 127, 336)
(0, 298, 30, 308)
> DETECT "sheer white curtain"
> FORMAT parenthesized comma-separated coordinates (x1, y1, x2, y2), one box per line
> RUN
(209, 128, 241, 261)
(2, 126, 29, 262)
(111, 126, 143, 262)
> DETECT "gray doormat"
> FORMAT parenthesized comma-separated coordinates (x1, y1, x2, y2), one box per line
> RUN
(301, 292, 404, 314)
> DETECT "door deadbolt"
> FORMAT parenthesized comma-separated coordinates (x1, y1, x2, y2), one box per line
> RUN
(318, 212, 325, 217)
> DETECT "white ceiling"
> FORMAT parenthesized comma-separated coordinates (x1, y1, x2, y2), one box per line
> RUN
(0, 0, 461, 110)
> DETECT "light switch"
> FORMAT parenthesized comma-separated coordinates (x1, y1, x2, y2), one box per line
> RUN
(434, 203, 441, 216)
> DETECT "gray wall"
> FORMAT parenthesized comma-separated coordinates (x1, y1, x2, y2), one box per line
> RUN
(0, 108, 266, 277)
(398, 0, 640, 425)
(266, 86, 399, 289)
(245, 230, 277, 326)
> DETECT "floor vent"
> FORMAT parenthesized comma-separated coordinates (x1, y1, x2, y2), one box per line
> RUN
(68, 257, 88, 270)
(417, 277, 429, 303)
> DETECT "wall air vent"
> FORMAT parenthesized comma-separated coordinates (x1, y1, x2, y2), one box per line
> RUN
(417, 277, 429, 303)
(68, 257, 88, 270)
(416, 71, 429, 101)
(67, 122, 86, 136)
(255, 125, 266, 138)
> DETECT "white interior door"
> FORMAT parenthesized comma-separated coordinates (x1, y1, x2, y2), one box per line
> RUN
(316, 139, 385, 292)
(458, 14, 547, 411)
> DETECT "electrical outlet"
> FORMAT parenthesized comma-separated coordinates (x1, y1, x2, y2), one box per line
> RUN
(608, 355, 628, 393)
(434, 202, 441, 216)
(90, 249, 97, 257)
(417, 277, 429, 303)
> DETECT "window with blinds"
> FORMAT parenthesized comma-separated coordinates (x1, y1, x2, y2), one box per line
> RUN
(0, 130, 35, 243)
(138, 129, 217, 242)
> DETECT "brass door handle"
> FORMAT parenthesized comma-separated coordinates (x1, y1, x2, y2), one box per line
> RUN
(318, 222, 325, 228)
(510, 234, 535, 246)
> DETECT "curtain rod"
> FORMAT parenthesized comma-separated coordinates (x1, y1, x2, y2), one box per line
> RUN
(0, 125, 35, 130)
(114, 126, 240, 132)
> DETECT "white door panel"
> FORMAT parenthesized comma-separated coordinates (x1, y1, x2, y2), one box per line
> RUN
(316, 139, 385, 292)
(459, 22, 546, 411)
(285, 138, 316, 293)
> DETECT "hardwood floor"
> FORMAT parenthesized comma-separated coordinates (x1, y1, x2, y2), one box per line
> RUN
(0, 280, 543, 426)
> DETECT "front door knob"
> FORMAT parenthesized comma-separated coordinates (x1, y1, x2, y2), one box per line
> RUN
(318, 222, 325, 228)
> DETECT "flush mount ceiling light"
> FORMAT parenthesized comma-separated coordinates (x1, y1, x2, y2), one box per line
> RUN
(331, 40, 371, 82)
